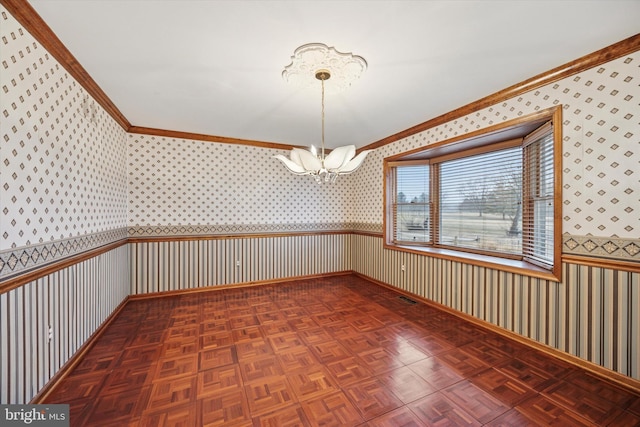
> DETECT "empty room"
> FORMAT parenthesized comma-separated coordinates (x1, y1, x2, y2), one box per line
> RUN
(1, 1, 639, 425)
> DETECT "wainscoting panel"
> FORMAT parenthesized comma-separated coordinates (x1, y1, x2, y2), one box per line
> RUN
(563, 262, 640, 378)
(0, 244, 129, 404)
(129, 233, 352, 295)
(351, 233, 639, 382)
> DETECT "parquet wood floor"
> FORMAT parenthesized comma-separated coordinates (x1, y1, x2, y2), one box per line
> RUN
(44, 275, 640, 426)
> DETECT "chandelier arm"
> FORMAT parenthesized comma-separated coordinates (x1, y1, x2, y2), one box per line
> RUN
(273, 154, 310, 175)
(335, 150, 371, 174)
(324, 145, 355, 170)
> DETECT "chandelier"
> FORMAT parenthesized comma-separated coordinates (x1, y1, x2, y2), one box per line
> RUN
(274, 43, 371, 183)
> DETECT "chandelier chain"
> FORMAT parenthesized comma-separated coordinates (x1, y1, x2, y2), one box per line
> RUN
(321, 76, 326, 162)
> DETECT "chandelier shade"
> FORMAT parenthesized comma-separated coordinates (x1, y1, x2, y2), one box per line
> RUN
(275, 43, 370, 183)
(274, 145, 370, 179)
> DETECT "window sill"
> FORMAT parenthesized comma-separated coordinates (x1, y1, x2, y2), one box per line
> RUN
(385, 243, 560, 282)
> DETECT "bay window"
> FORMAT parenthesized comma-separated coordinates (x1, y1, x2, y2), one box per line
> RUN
(384, 107, 562, 280)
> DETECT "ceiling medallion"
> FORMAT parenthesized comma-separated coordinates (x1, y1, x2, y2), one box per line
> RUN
(282, 43, 367, 94)
(275, 43, 370, 183)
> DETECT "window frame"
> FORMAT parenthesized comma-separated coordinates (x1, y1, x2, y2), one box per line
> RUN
(388, 159, 432, 246)
(383, 106, 562, 281)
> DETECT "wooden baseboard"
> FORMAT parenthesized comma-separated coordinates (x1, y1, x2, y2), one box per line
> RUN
(353, 272, 640, 395)
(29, 296, 131, 404)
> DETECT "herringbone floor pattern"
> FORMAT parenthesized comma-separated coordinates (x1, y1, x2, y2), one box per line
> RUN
(44, 275, 640, 426)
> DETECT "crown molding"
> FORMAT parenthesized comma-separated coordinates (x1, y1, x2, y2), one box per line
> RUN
(128, 126, 304, 150)
(0, 0, 132, 130)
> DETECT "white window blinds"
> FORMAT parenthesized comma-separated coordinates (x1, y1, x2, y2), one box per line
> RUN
(392, 163, 430, 243)
(523, 123, 555, 267)
(438, 147, 523, 254)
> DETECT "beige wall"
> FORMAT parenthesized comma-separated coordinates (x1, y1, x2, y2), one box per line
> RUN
(0, 5, 130, 403)
(1, 3, 638, 403)
(348, 49, 640, 384)
(126, 134, 354, 227)
(352, 52, 639, 246)
(351, 48, 640, 386)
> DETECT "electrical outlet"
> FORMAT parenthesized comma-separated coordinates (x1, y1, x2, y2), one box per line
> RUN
(401, 264, 405, 272)
(236, 260, 240, 267)
(47, 326, 53, 343)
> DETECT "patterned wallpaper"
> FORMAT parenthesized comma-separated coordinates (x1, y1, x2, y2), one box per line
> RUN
(352, 52, 640, 243)
(0, 7, 128, 253)
(127, 134, 353, 227)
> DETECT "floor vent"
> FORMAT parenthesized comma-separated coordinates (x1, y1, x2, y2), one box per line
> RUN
(398, 296, 417, 305)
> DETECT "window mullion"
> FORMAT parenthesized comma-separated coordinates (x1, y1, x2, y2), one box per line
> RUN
(431, 163, 440, 245)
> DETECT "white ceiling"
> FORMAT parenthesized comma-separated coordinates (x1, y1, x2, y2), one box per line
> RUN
(28, 0, 640, 149)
